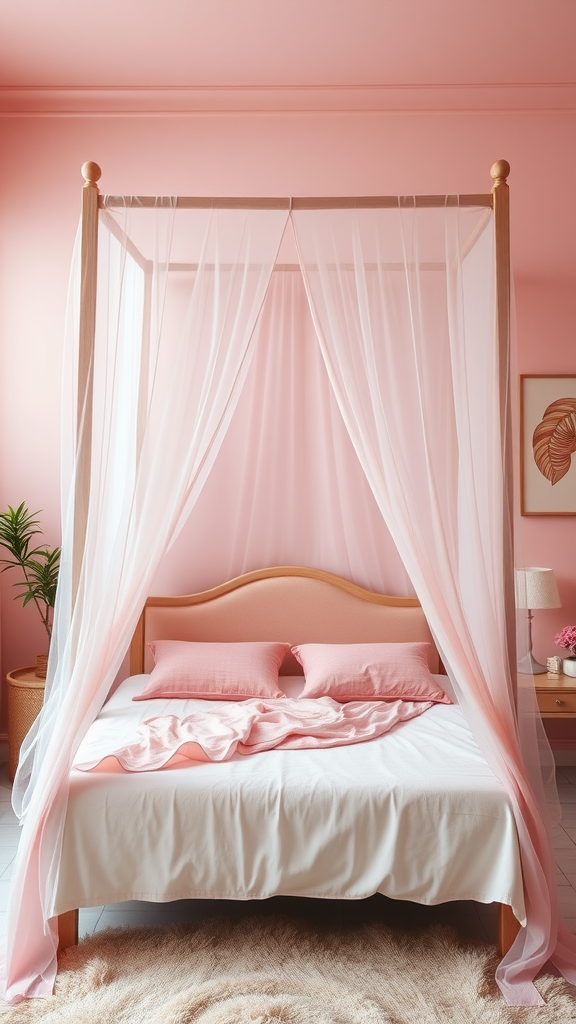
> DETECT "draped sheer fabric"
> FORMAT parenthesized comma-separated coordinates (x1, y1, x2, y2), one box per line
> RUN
(2, 200, 574, 1007)
(152, 269, 412, 598)
(3, 203, 289, 1001)
(292, 203, 576, 1004)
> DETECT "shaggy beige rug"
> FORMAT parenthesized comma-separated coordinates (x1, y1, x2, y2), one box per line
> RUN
(3, 916, 575, 1023)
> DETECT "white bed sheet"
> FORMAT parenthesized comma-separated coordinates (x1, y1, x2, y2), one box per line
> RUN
(54, 675, 525, 923)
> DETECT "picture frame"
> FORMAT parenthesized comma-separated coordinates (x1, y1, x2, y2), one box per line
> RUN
(520, 374, 576, 515)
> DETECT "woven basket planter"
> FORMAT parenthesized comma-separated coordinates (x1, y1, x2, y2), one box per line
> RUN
(7, 667, 45, 781)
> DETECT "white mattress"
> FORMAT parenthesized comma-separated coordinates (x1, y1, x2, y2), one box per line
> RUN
(53, 675, 525, 922)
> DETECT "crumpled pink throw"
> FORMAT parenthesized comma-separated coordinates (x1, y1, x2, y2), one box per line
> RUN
(76, 696, 434, 772)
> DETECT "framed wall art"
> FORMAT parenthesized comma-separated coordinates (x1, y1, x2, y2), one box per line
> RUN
(520, 374, 576, 515)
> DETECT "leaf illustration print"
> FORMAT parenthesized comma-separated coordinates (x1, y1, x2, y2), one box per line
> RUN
(532, 397, 576, 484)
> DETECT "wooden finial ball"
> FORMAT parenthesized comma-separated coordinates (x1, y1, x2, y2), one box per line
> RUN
(490, 160, 510, 185)
(81, 161, 102, 186)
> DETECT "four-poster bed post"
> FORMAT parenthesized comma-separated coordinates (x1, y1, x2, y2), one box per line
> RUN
(74, 161, 101, 606)
(59, 160, 520, 957)
(57, 161, 103, 956)
(491, 159, 517, 712)
(491, 161, 519, 954)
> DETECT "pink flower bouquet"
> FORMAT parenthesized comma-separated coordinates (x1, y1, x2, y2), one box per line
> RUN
(555, 625, 576, 658)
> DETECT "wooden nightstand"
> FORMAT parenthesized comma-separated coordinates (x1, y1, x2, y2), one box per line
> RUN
(6, 667, 45, 781)
(535, 674, 576, 719)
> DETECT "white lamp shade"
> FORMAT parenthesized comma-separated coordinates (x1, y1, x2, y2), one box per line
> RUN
(515, 567, 561, 610)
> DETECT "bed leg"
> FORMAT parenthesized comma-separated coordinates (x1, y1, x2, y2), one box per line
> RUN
(497, 903, 520, 955)
(58, 910, 79, 953)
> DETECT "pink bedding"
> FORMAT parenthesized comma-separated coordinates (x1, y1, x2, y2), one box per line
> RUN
(75, 696, 435, 772)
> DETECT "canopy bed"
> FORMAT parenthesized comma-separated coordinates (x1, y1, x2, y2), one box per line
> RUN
(3, 160, 576, 1008)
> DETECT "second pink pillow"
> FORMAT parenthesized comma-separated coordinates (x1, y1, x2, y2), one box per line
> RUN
(292, 642, 451, 704)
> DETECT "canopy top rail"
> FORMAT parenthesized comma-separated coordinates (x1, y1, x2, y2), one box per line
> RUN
(82, 159, 510, 210)
(99, 194, 493, 210)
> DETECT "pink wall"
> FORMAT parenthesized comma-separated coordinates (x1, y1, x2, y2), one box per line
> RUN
(0, 108, 575, 730)
(515, 279, 576, 666)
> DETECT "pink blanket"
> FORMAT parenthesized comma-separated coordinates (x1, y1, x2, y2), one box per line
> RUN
(75, 696, 434, 772)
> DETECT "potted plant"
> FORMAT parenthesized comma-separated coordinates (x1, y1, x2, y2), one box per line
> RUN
(0, 502, 60, 678)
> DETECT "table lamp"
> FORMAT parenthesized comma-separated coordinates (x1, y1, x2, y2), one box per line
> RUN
(515, 567, 561, 674)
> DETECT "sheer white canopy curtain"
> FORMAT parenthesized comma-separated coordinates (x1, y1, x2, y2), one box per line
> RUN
(3, 202, 289, 1002)
(292, 202, 576, 1003)
(151, 267, 412, 598)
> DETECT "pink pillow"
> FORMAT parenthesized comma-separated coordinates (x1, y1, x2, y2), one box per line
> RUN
(133, 640, 290, 701)
(292, 642, 451, 704)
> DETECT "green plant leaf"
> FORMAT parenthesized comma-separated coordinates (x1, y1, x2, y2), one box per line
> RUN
(0, 502, 60, 639)
(0, 502, 43, 563)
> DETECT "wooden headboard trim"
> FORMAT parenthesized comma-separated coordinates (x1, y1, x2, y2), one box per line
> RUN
(130, 565, 422, 676)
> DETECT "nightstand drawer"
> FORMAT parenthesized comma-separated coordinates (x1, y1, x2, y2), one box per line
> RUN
(537, 690, 576, 716)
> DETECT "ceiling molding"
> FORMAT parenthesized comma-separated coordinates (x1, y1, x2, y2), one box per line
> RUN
(1, 83, 575, 115)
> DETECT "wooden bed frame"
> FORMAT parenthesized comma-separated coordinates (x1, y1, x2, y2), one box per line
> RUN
(56, 160, 519, 960)
(57, 565, 521, 957)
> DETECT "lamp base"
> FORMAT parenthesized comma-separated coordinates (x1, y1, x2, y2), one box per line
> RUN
(517, 651, 547, 675)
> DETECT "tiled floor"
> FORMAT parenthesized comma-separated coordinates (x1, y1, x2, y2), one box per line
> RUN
(0, 763, 575, 944)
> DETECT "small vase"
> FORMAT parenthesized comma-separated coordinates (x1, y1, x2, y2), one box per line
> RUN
(563, 657, 576, 678)
(35, 654, 48, 679)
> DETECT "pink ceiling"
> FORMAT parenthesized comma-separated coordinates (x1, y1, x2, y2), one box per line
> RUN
(1, 0, 575, 91)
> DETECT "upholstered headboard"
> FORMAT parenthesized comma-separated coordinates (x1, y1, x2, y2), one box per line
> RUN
(130, 566, 439, 676)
